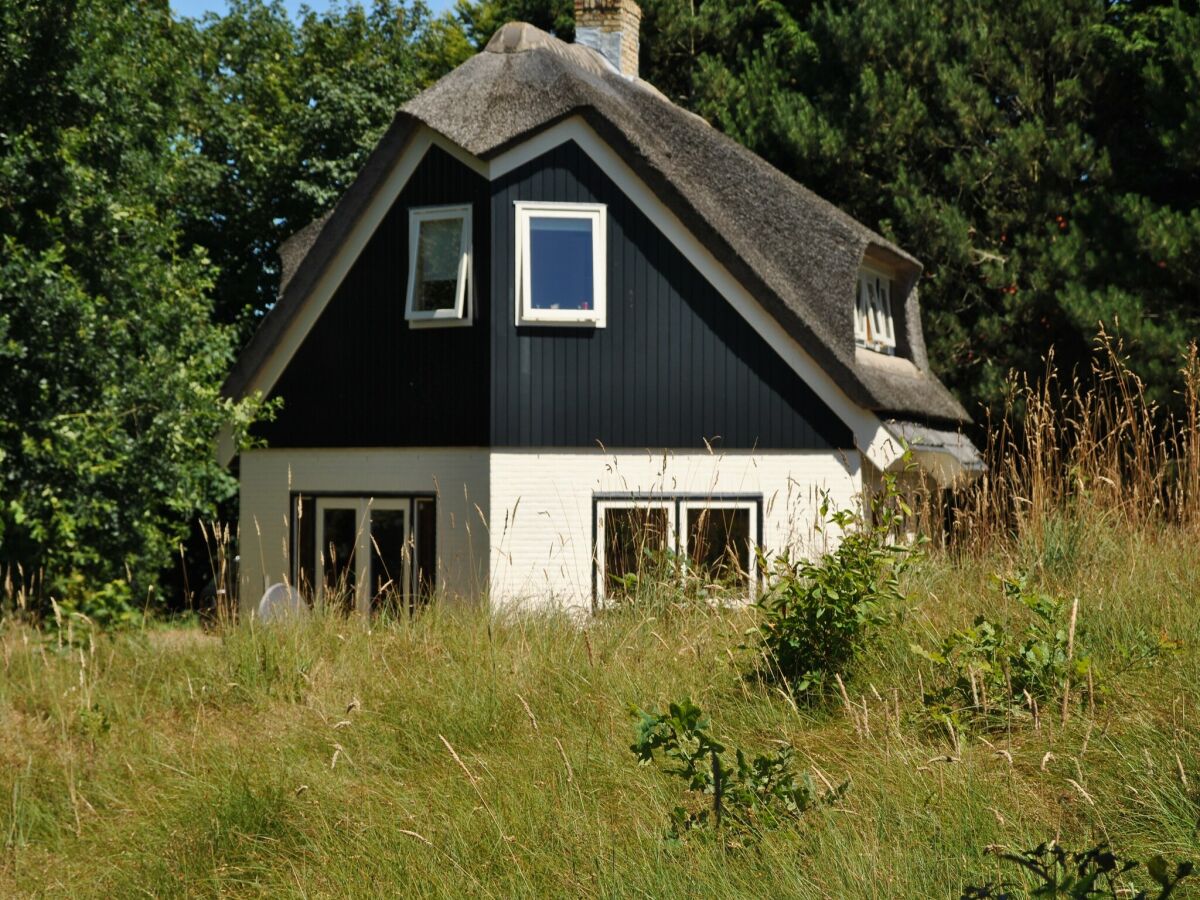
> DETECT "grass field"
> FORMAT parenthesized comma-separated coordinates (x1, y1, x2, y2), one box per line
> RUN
(1, 513, 1198, 897)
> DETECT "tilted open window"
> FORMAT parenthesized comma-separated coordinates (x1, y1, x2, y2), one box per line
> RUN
(854, 265, 896, 353)
(515, 201, 607, 327)
(406, 204, 472, 326)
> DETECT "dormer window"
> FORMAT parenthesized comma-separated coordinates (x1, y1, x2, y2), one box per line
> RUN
(406, 204, 473, 327)
(855, 266, 895, 353)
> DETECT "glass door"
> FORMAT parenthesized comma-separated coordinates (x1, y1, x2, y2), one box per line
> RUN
(299, 495, 434, 614)
(367, 499, 410, 614)
(315, 499, 365, 611)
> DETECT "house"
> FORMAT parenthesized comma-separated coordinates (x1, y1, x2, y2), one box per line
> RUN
(220, 0, 981, 615)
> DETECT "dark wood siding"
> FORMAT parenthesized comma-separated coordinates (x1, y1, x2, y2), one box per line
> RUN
(490, 141, 851, 450)
(255, 147, 490, 448)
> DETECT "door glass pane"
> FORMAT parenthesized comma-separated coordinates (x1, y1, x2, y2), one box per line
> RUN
(296, 495, 316, 597)
(321, 507, 358, 603)
(414, 216, 463, 312)
(529, 217, 593, 310)
(369, 508, 407, 610)
(415, 499, 437, 603)
(687, 507, 751, 591)
(604, 507, 669, 597)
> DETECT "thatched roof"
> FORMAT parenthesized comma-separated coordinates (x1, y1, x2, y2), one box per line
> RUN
(227, 22, 969, 426)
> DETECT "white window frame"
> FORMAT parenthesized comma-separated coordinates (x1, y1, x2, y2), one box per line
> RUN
(515, 201, 607, 327)
(855, 264, 896, 353)
(595, 499, 677, 606)
(678, 499, 760, 601)
(405, 204, 473, 327)
(314, 497, 413, 614)
(314, 497, 368, 609)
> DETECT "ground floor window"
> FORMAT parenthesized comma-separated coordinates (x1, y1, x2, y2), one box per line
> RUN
(292, 493, 436, 614)
(682, 503, 754, 589)
(594, 494, 761, 607)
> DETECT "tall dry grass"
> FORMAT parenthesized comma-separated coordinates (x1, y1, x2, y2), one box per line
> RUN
(948, 330, 1200, 550)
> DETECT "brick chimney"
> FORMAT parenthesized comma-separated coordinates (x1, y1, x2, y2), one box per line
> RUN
(574, 0, 641, 78)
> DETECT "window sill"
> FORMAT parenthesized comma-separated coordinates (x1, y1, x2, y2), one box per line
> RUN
(407, 316, 474, 329)
(516, 316, 606, 329)
(855, 340, 897, 356)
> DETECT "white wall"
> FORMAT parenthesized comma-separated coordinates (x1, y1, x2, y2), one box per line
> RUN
(239, 446, 863, 614)
(237, 448, 490, 611)
(487, 448, 863, 612)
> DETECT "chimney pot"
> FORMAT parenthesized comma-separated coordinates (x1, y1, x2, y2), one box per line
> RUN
(573, 0, 641, 78)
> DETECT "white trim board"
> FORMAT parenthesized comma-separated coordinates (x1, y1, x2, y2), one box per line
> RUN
(223, 118, 901, 471)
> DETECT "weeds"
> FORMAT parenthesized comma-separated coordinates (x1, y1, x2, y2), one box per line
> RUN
(912, 576, 1093, 734)
(630, 699, 846, 842)
(962, 841, 1194, 899)
(950, 333, 1200, 551)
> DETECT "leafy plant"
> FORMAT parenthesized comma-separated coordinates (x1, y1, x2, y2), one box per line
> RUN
(912, 576, 1094, 733)
(630, 699, 846, 841)
(962, 841, 1194, 898)
(751, 468, 917, 696)
(0, 0, 266, 618)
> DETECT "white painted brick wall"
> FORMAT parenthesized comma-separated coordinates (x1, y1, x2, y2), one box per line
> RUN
(487, 448, 863, 612)
(239, 446, 862, 614)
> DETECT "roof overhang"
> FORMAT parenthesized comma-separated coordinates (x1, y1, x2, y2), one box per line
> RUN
(880, 419, 984, 488)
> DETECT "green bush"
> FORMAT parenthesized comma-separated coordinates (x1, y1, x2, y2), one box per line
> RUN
(912, 576, 1092, 733)
(751, 471, 916, 696)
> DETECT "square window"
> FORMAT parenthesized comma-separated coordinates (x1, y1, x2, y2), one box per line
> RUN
(406, 205, 472, 326)
(515, 202, 606, 327)
(602, 505, 671, 599)
(595, 500, 675, 605)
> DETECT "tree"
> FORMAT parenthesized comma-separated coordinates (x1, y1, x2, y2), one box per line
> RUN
(0, 0, 261, 618)
(178, 0, 426, 329)
(636, 0, 1200, 418)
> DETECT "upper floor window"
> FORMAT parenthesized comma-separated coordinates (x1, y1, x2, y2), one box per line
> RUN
(515, 201, 607, 327)
(406, 204, 472, 326)
(855, 266, 895, 353)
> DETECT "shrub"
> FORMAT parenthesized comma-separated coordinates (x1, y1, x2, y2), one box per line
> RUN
(911, 576, 1093, 733)
(751, 470, 916, 696)
(962, 841, 1194, 899)
(630, 699, 845, 842)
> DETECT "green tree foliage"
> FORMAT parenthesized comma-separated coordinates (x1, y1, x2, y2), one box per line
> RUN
(637, 0, 1200, 415)
(178, 0, 425, 327)
(0, 0, 262, 613)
